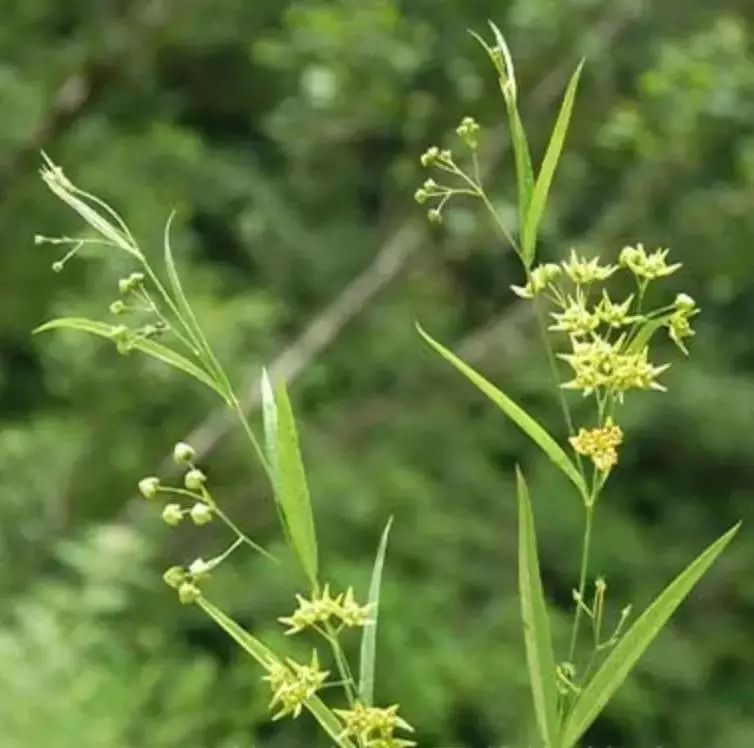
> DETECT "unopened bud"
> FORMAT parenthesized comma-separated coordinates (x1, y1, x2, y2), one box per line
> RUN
(173, 441, 196, 465)
(189, 502, 213, 526)
(674, 293, 696, 312)
(138, 476, 160, 500)
(420, 146, 439, 167)
(189, 558, 211, 579)
(161, 503, 184, 527)
(414, 188, 428, 204)
(109, 300, 126, 315)
(184, 468, 207, 491)
(178, 581, 200, 604)
(163, 566, 185, 588)
(51, 261, 64, 273)
(427, 208, 442, 224)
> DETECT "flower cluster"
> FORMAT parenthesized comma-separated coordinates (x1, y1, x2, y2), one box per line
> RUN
(263, 652, 329, 720)
(619, 243, 681, 280)
(569, 419, 624, 472)
(278, 586, 375, 634)
(334, 702, 415, 747)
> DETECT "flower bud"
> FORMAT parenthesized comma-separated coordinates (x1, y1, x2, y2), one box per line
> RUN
(420, 146, 439, 167)
(109, 300, 126, 315)
(414, 188, 428, 205)
(161, 503, 184, 527)
(173, 441, 196, 465)
(184, 468, 207, 491)
(138, 476, 160, 500)
(178, 581, 200, 604)
(427, 208, 442, 224)
(118, 277, 132, 295)
(190, 501, 213, 526)
(674, 293, 696, 312)
(52, 261, 64, 273)
(163, 566, 186, 589)
(110, 325, 129, 342)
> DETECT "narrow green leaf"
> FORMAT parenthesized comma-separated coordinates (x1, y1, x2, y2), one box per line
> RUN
(197, 597, 355, 748)
(34, 317, 228, 401)
(560, 522, 741, 748)
(522, 61, 584, 265)
(163, 211, 202, 340)
(417, 323, 587, 498)
(275, 382, 319, 588)
(359, 516, 393, 706)
(627, 313, 674, 353)
(487, 22, 534, 245)
(516, 468, 559, 747)
(260, 368, 278, 470)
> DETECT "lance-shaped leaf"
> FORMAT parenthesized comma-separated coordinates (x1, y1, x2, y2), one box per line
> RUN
(560, 522, 740, 748)
(521, 61, 584, 265)
(516, 468, 559, 747)
(359, 516, 393, 706)
(487, 21, 534, 247)
(273, 381, 319, 589)
(33, 317, 229, 402)
(417, 324, 587, 499)
(198, 597, 355, 748)
(627, 312, 675, 354)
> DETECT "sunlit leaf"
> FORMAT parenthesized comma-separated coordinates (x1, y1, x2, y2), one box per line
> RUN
(417, 324, 587, 499)
(516, 468, 559, 747)
(560, 522, 740, 748)
(522, 61, 584, 265)
(359, 516, 393, 706)
(274, 381, 319, 588)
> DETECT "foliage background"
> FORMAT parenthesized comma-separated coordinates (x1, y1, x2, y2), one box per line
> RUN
(1, 1, 752, 746)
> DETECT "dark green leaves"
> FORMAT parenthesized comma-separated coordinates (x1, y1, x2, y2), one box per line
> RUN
(516, 468, 559, 747)
(560, 522, 740, 747)
(417, 324, 587, 499)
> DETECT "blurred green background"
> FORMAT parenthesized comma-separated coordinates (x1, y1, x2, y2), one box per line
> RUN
(1, 1, 752, 746)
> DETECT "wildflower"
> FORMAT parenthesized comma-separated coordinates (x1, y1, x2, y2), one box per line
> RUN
(161, 503, 184, 526)
(264, 651, 329, 720)
(138, 476, 160, 500)
(610, 347, 670, 395)
(109, 300, 125, 315)
(278, 585, 343, 634)
(189, 501, 213, 526)
(595, 291, 639, 328)
(619, 244, 681, 280)
(334, 702, 415, 744)
(667, 312, 695, 354)
(414, 188, 428, 204)
(561, 249, 617, 284)
(173, 441, 196, 465)
(570, 418, 624, 472)
(177, 581, 200, 605)
(511, 263, 562, 299)
(549, 294, 599, 336)
(337, 587, 375, 628)
(117, 271, 145, 296)
(184, 468, 206, 491)
(427, 208, 442, 224)
(674, 293, 696, 312)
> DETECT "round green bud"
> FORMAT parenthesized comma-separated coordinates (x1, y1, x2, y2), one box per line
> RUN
(162, 566, 186, 589)
(184, 468, 207, 491)
(118, 277, 132, 295)
(109, 300, 126, 315)
(189, 502, 213, 526)
(161, 503, 184, 527)
(173, 442, 195, 465)
(52, 261, 64, 273)
(178, 581, 200, 605)
(427, 208, 442, 224)
(34, 234, 46, 245)
(138, 476, 160, 500)
(414, 188, 428, 205)
(420, 146, 439, 167)
(423, 178, 437, 190)
(674, 293, 696, 312)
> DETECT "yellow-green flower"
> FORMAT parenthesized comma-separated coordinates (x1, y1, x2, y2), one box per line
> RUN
(334, 702, 415, 744)
(561, 249, 617, 284)
(596, 291, 640, 328)
(278, 585, 343, 634)
(549, 294, 599, 336)
(263, 651, 328, 720)
(511, 263, 562, 299)
(570, 418, 624, 472)
(619, 244, 681, 280)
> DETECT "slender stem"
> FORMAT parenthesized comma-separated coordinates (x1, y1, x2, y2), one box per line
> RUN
(568, 504, 594, 663)
(321, 624, 357, 707)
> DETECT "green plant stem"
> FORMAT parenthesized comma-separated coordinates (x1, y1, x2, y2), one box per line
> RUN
(321, 624, 357, 707)
(568, 503, 595, 664)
